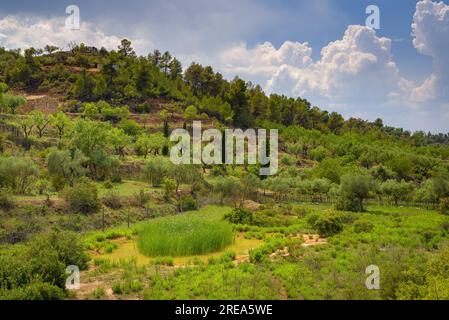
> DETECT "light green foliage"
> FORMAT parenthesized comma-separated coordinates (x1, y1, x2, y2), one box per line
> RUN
(142, 157, 172, 187)
(380, 180, 414, 205)
(49, 111, 71, 141)
(119, 119, 142, 136)
(138, 212, 234, 256)
(108, 128, 131, 158)
(135, 133, 167, 158)
(184, 105, 198, 122)
(1, 93, 26, 114)
(70, 119, 118, 178)
(61, 178, 101, 214)
(336, 172, 375, 212)
(47, 148, 87, 188)
(30, 110, 49, 138)
(0, 157, 39, 193)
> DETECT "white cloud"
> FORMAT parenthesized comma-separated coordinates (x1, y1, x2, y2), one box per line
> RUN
(0, 15, 151, 54)
(411, 0, 449, 102)
(215, 1, 449, 132)
(219, 25, 413, 107)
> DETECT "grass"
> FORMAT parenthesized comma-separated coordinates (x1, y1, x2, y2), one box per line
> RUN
(82, 203, 449, 300)
(97, 180, 155, 197)
(137, 213, 234, 257)
(96, 233, 263, 266)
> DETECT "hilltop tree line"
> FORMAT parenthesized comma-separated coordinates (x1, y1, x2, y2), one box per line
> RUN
(0, 41, 448, 145)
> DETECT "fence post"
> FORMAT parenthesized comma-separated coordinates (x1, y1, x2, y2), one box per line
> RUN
(102, 206, 105, 232)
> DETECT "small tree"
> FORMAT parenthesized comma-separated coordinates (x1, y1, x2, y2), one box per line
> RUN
(143, 157, 172, 187)
(135, 133, 166, 158)
(108, 128, 131, 158)
(0, 157, 39, 194)
(47, 149, 87, 188)
(211, 176, 240, 205)
(380, 179, 414, 206)
(336, 172, 375, 212)
(184, 105, 198, 123)
(31, 110, 50, 138)
(49, 111, 71, 141)
(1, 94, 26, 114)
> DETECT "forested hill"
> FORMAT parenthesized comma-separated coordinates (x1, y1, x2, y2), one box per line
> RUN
(0, 39, 448, 145)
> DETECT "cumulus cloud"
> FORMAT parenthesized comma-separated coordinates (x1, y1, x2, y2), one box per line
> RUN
(0, 15, 150, 54)
(216, 0, 449, 132)
(411, 0, 449, 102)
(220, 25, 413, 107)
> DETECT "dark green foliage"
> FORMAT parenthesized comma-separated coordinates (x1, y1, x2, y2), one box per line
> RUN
(309, 215, 344, 237)
(0, 188, 15, 210)
(336, 172, 375, 212)
(224, 208, 254, 225)
(440, 198, 449, 215)
(61, 179, 101, 214)
(0, 232, 87, 300)
(178, 194, 198, 212)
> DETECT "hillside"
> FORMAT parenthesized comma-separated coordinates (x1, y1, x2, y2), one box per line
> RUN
(0, 40, 449, 300)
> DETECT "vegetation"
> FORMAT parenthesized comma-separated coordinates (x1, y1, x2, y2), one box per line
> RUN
(137, 211, 234, 257)
(0, 40, 449, 300)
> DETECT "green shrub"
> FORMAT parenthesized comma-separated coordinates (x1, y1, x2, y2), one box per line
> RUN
(310, 216, 344, 237)
(179, 194, 198, 212)
(354, 221, 374, 233)
(153, 257, 174, 266)
(61, 179, 101, 214)
(94, 287, 105, 299)
(103, 181, 114, 189)
(112, 283, 123, 294)
(0, 281, 65, 300)
(439, 198, 449, 215)
(0, 188, 15, 210)
(102, 191, 123, 209)
(111, 176, 123, 184)
(224, 208, 254, 225)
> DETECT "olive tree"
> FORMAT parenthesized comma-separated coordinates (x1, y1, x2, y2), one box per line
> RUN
(0, 157, 39, 193)
(336, 172, 375, 212)
(47, 149, 87, 188)
(380, 179, 414, 206)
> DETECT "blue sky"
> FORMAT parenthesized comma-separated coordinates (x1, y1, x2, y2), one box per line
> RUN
(0, 0, 448, 132)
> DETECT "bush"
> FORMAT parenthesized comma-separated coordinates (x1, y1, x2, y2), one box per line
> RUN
(110, 176, 123, 184)
(103, 181, 114, 189)
(439, 198, 449, 215)
(310, 215, 344, 237)
(354, 221, 374, 233)
(224, 208, 254, 225)
(0, 188, 15, 210)
(61, 179, 101, 214)
(30, 231, 90, 271)
(103, 191, 123, 209)
(179, 194, 198, 212)
(0, 281, 65, 300)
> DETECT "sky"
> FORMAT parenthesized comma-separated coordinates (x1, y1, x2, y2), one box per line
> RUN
(0, 0, 448, 133)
